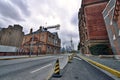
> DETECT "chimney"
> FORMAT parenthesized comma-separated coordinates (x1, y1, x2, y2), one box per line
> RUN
(39, 26, 42, 31)
(30, 28, 33, 34)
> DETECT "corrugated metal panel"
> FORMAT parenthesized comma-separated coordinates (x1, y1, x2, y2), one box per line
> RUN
(0, 45, 17, 52)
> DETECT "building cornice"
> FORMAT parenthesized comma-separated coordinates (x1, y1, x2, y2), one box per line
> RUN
(82, 0, 109, 7)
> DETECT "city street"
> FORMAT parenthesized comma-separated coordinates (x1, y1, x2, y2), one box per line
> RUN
(0, 54, 119, 80)
(0, 0, 120, 80)
(50, 56, 114, 80)
(0, 55, 62, 80)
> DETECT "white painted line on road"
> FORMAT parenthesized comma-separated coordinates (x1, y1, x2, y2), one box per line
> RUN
(74, 57, 82, 60)
(59, 56, 64, 59)
(39, 56, 54, 59)
(30, 64, 52, 74)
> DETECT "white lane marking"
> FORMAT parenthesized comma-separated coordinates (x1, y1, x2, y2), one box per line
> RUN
(59, 56, 64, 59)
(30, 64, 52, 74)
(39, 56, 54, 59)
(74, 57, 82, 60)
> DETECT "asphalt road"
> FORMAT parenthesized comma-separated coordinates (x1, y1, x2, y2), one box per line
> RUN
(50, 57, 115, 80)
(0, 56, 58, 80)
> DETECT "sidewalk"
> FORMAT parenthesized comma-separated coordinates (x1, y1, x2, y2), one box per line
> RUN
(84, 55, 120, 71)
(77, 54, 120, 79)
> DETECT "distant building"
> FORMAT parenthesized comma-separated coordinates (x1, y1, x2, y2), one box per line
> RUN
(0, 24, 24, 47)
(21, 26, 61, 55)
(78, 0, 111, 55)
(102, 0, 120, 57)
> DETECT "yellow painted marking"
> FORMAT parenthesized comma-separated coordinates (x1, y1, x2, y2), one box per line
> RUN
(80, 55, 120, 78)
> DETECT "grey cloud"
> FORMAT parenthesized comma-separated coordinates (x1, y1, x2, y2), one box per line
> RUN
(71, 13, 78, 26)
(0, 22, 5, 27)
(66, 32, 79, 38)
(11, 0, 31, 17)
(0, 0, 24, 21)
(61, 30, 79, 38)
(0, 17, 10, 27)
(60, 30, 79, 49)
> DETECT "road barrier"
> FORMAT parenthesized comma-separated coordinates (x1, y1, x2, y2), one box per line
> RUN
(68, 53, 76, 63)
(68, 56, 71, 63)
(58, 55, 68, 69)
(48, 54, 74, 79)
(52, 59, 62, 78)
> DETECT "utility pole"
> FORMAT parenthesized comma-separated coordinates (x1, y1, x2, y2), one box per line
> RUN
(70, 37, 74, 52)
(30, 33, 34, 57)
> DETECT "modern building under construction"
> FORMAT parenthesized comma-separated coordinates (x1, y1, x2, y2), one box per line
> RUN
(21, 25, 61, 55)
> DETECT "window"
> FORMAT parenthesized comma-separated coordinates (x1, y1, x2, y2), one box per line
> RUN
(113, 34, 116, 40)
(119, 30, 120, 36)
(41, 34, 44, 40)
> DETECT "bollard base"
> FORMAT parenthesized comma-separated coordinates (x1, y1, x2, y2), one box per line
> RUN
(68, 61, 72, 63)
(52, 74, 62, 78)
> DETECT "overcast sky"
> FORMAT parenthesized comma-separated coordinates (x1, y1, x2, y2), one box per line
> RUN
(0, 0, 81, 50)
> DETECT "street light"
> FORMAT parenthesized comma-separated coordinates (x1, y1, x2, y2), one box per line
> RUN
(30, 33, 34, 57)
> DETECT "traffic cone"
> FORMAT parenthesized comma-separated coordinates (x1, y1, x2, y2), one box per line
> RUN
(52, 59, 62, 78)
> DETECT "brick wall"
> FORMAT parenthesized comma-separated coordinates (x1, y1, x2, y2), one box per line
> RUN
(85, 2, 108, 40)
(83, 0, 109, 5)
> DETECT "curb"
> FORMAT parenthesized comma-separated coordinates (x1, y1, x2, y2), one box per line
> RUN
(0, 57, 28, 60)
(79, 55, 120, 78)
(0, 55, 45, 60)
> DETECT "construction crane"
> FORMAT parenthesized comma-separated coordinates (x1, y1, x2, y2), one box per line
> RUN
(43, 24, 60, 30)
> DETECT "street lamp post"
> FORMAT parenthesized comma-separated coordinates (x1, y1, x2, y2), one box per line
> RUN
(30, 33, 34, 57)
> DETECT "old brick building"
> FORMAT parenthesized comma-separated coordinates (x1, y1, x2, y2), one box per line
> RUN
(78, 0, 111, 55)
(103, 0, 120, 57)
(0, 24, 24, 47)
(21, 26, 61, 55)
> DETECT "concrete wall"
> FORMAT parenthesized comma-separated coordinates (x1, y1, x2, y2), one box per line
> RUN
(0, 45, 17, 52)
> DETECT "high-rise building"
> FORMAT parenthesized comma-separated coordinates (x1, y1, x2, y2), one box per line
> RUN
(102, 0, 120, 58)
(78, 0, 111, 55)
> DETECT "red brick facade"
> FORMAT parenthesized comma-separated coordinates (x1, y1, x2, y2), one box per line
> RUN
(83, 0, 107, 4)
(78, 0, 110, 54)
(85, 2, 108, 40)
(21, 27, 61, 55)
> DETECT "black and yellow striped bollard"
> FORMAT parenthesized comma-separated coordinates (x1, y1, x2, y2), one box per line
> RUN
(52, 59, 62, 78)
